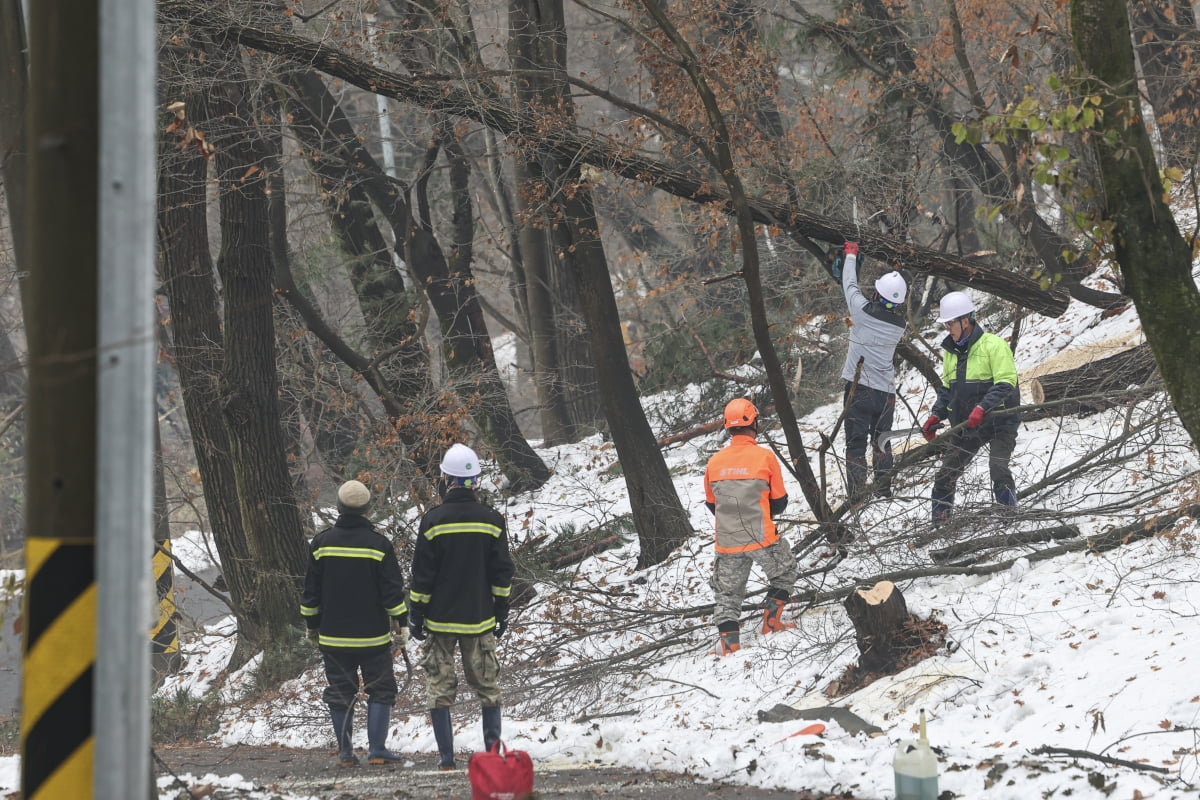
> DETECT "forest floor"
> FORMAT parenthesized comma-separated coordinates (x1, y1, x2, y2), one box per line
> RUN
(153, 743, 860, 799)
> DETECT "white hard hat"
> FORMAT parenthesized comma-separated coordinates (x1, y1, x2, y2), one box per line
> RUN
(875, 271, 907, 304)
(440, 443, 482, 477)
(937, 291, 976, 322)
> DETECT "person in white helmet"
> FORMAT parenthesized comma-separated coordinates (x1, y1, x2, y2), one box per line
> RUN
(833, 241, 908, 500)
(921, 290, 1021, 526)
(409, 443, 514, 770)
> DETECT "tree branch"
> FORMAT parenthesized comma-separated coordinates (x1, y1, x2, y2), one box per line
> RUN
(157, 0, 1071, 316)
(1030, 745, 1170, 774)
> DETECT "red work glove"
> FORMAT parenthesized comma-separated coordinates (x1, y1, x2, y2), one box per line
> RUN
(921, 415, 940, 442)
(843, 241, 859, 257)
(967, 405, 986, 428)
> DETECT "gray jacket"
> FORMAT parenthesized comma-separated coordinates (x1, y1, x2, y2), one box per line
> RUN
(840, 254, 906, 393)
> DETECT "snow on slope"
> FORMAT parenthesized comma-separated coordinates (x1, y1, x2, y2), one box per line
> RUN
(147, 275, 1200, 800)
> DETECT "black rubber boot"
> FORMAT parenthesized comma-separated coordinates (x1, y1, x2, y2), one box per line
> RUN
(431, 707, 456, 769)
(329, 707, 359, 766)
(365, 702, 404, 764)
(994, 485, 1017, 508)
(482, 706, 502, 751)
(931, 490, 954, 528)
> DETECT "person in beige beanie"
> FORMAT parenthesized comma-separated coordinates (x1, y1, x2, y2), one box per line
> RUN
(301, 480, 408, 765)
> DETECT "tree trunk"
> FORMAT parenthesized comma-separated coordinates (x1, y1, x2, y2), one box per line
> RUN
(156, 55, 261, 665)
(638, 0, 835, 533)
(276, 67, 548, 491)
(505, 0, 693, 565)
(509, 0, 580, 445)
(203, 38, 310, 647)
(275, 69, 446, 493)
(405, 215, 553, 492)
(278, 70, 438, 460)
(1071, 0, 1200, 453)
(0, 0, 32, 552)
(843, 581, 911, 673)
(0, 0, 29, 313)
(1025, 343, 1158, 421)
(565, 187, 695, 567)
(546, 197, 603, 433)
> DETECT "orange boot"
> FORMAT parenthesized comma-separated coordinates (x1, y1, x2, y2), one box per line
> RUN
(761, 592, 796, 634)
(712, 623, 741, 656)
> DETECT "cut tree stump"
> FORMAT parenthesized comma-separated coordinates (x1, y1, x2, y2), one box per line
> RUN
(844, 580, 911, 673)
(1025, 343, 1157, 421)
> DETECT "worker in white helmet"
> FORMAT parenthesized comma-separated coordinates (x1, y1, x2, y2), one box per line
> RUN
(921, 291, 1021, 526)
(409, 444, 514, 770)
(832, 241, 908, 501)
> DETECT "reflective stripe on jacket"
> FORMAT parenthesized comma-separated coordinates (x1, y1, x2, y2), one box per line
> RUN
(704, 435, 788, 554)
(932, 325, 1021, 429)
(410, 488, 514, 635)
(300, 513, 408, 651)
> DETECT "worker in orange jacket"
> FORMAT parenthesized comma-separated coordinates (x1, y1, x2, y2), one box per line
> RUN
(703, 398, 799, 656)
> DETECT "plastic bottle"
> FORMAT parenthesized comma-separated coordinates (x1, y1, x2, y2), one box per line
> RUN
(893, 708, 939, 800)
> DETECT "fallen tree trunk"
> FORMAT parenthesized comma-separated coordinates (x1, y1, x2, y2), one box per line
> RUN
(930, 525, 1080, 564)
(1025, 344, 1158, 421)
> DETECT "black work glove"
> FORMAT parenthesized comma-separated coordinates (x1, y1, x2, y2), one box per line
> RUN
(409, 607, 428, 641)
(493, 598, 510, 640)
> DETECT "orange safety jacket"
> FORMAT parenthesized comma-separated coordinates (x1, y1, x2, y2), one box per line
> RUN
(704, 434, 788, 554)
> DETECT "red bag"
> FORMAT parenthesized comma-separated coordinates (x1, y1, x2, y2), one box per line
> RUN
(467, 740, 534, 800)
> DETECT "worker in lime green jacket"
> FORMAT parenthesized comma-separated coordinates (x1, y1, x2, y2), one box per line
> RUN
(920, 291, 1021, 527)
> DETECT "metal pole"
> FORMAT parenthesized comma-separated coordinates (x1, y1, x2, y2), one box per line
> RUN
(365, 13, 397, 180)
(21, 0, 99, 796)
(96, 0, 156, 794)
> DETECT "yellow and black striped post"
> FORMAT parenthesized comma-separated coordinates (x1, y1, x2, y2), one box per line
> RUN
(152, 541, 181, 678)
(22, 0, 100, 796)
(22, 541, 96, 798)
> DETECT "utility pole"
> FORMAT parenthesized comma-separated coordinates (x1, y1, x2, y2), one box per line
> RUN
(96, 0, 156, 795)
(22, 0, 99, 796)
(21, 0, 155, 797)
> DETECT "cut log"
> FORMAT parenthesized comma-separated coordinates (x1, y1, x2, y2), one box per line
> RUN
(843, 580, 911, 673)
(930, 525, 1080, 564)
(656, 404, 776, 447)
(1025, 343, 1158, 421)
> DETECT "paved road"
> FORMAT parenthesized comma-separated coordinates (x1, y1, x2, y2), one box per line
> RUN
(155, 744, 862, 799)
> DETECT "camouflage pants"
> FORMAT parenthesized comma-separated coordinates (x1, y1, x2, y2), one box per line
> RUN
(710, 540, 798, 627)
(419, 631, 501, 709)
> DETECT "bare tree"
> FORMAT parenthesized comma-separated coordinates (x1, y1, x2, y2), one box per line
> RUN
(1071, 0, 1200, 451)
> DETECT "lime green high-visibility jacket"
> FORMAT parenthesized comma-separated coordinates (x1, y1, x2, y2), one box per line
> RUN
(931, 324, 1021, 430)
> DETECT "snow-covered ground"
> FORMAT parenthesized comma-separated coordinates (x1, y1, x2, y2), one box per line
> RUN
(6, 275, 1200, 800)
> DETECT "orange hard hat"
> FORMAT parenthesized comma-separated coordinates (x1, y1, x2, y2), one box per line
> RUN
(723, 398, 759, 429)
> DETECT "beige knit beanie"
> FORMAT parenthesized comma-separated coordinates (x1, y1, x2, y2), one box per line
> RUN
(336, 480, 371, 514)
